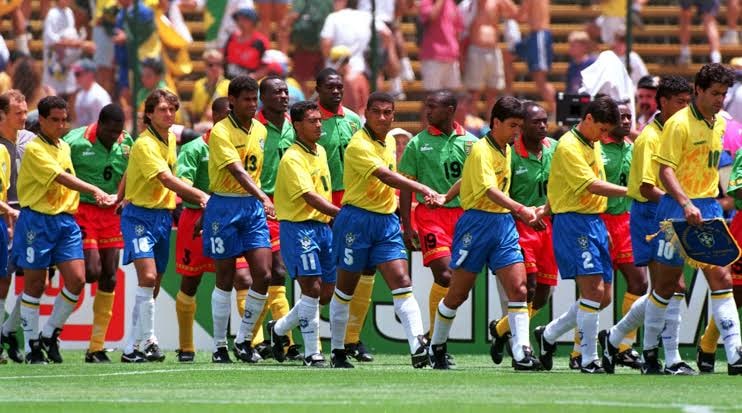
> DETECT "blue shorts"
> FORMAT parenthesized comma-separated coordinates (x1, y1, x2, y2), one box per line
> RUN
(0, 219, 9, 277)
(449, 210, 523, 274)
(332, 205, 407, 272)
(12, 208, 83, 270)
(121, 204, 172, 274)
(630, 200, 658, 267)
(552, 213, 613, 283)
(652, 195, 722, 268)
(280, 220, 335, 284)
(515, 30, 553, 72)
(680, 0, 720, 16)
(202, 195, 271, 259)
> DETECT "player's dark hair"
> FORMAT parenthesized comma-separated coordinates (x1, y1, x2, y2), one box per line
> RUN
(290, 100, 319, 123)
(37, 95, 67, 118)
(366, 92, 395, 110)
(211, 96, 230, 114)
(141, 57, 164, 75)
(316, 68, 341, 87)
(430, 90, 457, 111)
(583, 95, 619, 125)
(695, 63, 735, 91)
(656, 75, 692, 111)
(259, 75, 285, 96)
(490, 96, 524, 126)
(98, 104, 125, 125)
(228, 75, 259, 98)
(143, 89, 180, 126)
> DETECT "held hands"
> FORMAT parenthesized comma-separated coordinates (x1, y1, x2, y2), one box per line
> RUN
(515, 205, 538, 226)
(94, 191, 117, 208)
(421, 186, 445, 208)
(198, 194, 210, 209)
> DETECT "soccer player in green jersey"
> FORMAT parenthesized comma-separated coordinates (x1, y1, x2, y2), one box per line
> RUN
(315, 68, 374, 362)
(64, 104, 131, 363)
(251, 76, 299, 360)
(489, 101, 558, 365)
(399, 90, 477, 350)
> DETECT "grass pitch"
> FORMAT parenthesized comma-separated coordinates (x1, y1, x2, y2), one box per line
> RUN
(0, 351, 740, 413)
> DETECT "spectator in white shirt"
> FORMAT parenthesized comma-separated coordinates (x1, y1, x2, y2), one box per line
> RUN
(611, 28, 648, 87)
(43, 0, 94, 98)
(73, 59, 112, 128)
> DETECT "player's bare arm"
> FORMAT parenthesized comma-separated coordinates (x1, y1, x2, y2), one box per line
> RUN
(156, 171, 209, 209)
(301, 191, 340, 218)
(224, 161, 275, 217)
(659, 164, 702, 225)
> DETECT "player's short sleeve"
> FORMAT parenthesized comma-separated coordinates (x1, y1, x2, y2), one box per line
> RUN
(24, 141, 65, 187)
(654, 119, 688, 169)
(131, 138, 169, 181)
(280, 154, 314, 201)
(556, 140, 598, 193)
(634, 137, 655, 184)
(345, 139, 386, 179)
(209, 123, 241, 170)
(466, 143, 499, 200)
(397, 138, 418, 179)
(176, 142, 198, 185)
(728, 147, 742, 196)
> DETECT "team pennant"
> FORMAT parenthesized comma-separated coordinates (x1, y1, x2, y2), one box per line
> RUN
(653, 218, 742, 268)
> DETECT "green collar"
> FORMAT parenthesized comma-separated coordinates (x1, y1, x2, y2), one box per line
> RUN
(572, 126, 593, 148)
(147, 126, 168, 145)
(295, 138, 318, 156)
(363, 125, 386, 146)
(228, 113, 253, 136)
(485, 132, 506, 155)
(689, 102, 715, 129)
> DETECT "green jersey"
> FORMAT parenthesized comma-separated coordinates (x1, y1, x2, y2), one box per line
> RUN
(727, 148, 742, 210)
(176, 134, 210, 209)
(318, 104, 362, 191)
(257, 111, 295, 196)
(509, 136, 557, 207)
(398, 123, 478, 208)
(601, 139, 633, 214)
(63, 124, 132, 205)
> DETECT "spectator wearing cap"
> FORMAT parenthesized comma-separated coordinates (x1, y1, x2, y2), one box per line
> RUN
(224, 7, 270, 79)
(565, 31, 596, 94)
(190, 49, 230, 125)
(635, 74, 658, 133)
(73, 59, 112, 128)
(611, 27, 648, 87)
(329, 45, 369, 117)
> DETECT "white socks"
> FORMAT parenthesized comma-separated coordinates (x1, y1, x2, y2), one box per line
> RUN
(124, 291, 141, 354)
(609, 294, 648, 348)
(297, 296, 320, 357)
(508, 301, 530, 361)
(41, 287, 79, 338)
(577, 298, 601, 367)
(643, 290, 670, 350)
(392, 287, 425, 353)
(136, 286, 155, 345)
(330, 289, 352, 350)
(544, 302, 578, 343)
(2, 298, 20, 335)
(235, 289, 267, 344)
(431, 301, 457, 346)
(662, 293, 684, 367)
(711, 289, 742, 364)
(274, 297, 301, 336)
(19, 294, 40, 352)
(211, 287, 231, 349)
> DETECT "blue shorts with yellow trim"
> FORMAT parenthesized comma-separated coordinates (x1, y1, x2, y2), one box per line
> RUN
(280, 220, 335, 283)
(630, 200, 658, 267)
(12, 208, 83, 270)
(552, 212, 613, 283)
(652, 195, 722, 268)
(202, 194, 271, 260)
(121, 204, 172, 274)
(332, 205, 407, 272)
(449, 210, 523, 274)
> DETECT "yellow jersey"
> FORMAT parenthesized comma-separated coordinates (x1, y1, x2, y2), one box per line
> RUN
(460, 135, 511, 213)
(548, 128, 607, 214)
(274, 141, 332, 223)
(654, 104, 725, 199)
(342, 127, 397, 214)
(208, 114, 267, 195)
(0, 144, 9, 206)
(627, 117, 663, 202)
(125, 127, 177, 209)
(17, 135, 79, 215)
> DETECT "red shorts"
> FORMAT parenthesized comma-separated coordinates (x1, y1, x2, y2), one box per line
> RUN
(75, 203, 123, 250)
(267, 217, 281, 252)
(414, 205, 462, 266)
(729, 213, 742, 286)
(515, 217, 558, 286)
(601, 212, 634, 267)
(176, 208, 248, 277)
(332, 191, 344, 209)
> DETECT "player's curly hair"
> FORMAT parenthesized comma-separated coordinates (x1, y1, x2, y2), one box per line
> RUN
(656, 75, 692, 111)
(228, 75, 259, 98)
(583, 95, 619, 126)
(695, 63, 734, 91)
(143, 89, 179, 126)
(38, 96, 67, 118)
(490, 96, 524, 127)
(290, 100, 319, 123)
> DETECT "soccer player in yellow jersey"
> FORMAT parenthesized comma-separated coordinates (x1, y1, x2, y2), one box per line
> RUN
(329, 92, 442, 369)
(533, 96, 625, 374)
(120, 90, 210, 363)
(429, 97, 541, 371)
(14, 96, 115, 364)
(600, 76, 698, 376)
(268, 101, 340, 367)
(201, 75, 274, 364)
(633, 64, 742, 375)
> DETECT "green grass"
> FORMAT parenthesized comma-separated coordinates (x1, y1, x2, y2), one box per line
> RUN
(0, 352, 740, 413)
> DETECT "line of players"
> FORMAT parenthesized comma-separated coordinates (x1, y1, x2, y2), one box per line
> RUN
(1, 62, 741, 373)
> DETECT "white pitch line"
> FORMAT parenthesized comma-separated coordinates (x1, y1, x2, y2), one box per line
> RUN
(0, 366, 294, 380)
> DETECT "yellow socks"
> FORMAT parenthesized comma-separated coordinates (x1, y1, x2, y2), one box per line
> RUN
(700, 317, 720, 354)
(619, 292, 640, 352)
(346, 275, 375, 344)
(175, 291, 196, 352)
(89, 290, 115, 353)
(251, 285, 294, 346)
(495, 303, 540, 337)
(428, 282, 448, 336)
(571, 329, 581, 358)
